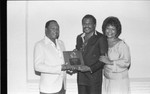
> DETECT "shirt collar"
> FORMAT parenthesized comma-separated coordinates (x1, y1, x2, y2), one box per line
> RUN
(81, 30, 97, 39)
(44, 36, 57, 46)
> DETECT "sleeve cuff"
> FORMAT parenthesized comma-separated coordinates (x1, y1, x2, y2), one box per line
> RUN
(112, 60, 117, 72)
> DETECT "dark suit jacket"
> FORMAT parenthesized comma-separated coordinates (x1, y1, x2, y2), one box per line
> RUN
(76, 31, 108, 86)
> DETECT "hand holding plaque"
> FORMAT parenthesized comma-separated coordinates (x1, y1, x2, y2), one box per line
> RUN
(78, 65, 91, 72)
(61, 63, 78, 71)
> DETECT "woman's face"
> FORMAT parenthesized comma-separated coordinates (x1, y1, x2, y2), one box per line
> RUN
(105, 25, 117, 39)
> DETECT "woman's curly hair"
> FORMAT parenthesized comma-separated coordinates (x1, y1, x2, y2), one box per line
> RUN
(102, 16, 122, 37)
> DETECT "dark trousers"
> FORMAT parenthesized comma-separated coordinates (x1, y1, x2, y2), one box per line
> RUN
(40, 84, 65, 94)
(78, 84, 102, 94)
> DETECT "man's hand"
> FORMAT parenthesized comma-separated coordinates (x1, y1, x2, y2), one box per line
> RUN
(73, 49, 78, 51)
(62, 63, 78, 75)
(66, 69, 77, 75)
(78, 65, 92, 72)
(62, 63, 78, 71)
(61, 64, 67, 71)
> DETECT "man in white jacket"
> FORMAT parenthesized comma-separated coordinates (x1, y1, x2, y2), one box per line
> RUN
(34, 20, 68, 94)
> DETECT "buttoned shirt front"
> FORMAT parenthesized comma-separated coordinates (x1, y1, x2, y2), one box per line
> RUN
(80, 30, 97, 43)
(34, 36, 66, 93)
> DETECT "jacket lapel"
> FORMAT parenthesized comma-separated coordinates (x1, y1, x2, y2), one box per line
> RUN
(87, 33, 99, 46)
(83, 31, 100, 55)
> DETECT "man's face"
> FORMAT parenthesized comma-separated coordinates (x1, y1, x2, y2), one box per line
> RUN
(82, 18, 96, 34)
(46, 22, 59, 40)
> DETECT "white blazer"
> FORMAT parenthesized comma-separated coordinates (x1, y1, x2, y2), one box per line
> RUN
(34, 36, 66, 93)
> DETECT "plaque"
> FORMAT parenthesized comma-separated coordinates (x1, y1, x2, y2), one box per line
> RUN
(63, 51, 84, 67)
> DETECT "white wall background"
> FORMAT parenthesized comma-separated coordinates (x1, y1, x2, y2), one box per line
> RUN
(7, 1, 150, 94)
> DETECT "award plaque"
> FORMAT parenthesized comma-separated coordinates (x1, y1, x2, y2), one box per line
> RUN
(63, 51, 84, 67)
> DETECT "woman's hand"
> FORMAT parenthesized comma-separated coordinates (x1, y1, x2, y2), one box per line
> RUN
(99, 55, 113, 65)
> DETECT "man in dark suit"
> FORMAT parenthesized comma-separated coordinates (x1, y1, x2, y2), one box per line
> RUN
(75, 14, 108, 94)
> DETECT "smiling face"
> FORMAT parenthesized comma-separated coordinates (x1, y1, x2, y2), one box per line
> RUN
(102, 16, 122, 38)
(45, 21, 59, 40)
(82, 18, 96, 34)
(105, 25, 117, 39)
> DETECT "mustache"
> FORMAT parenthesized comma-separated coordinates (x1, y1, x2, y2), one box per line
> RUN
(83, 27, 91, 29)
